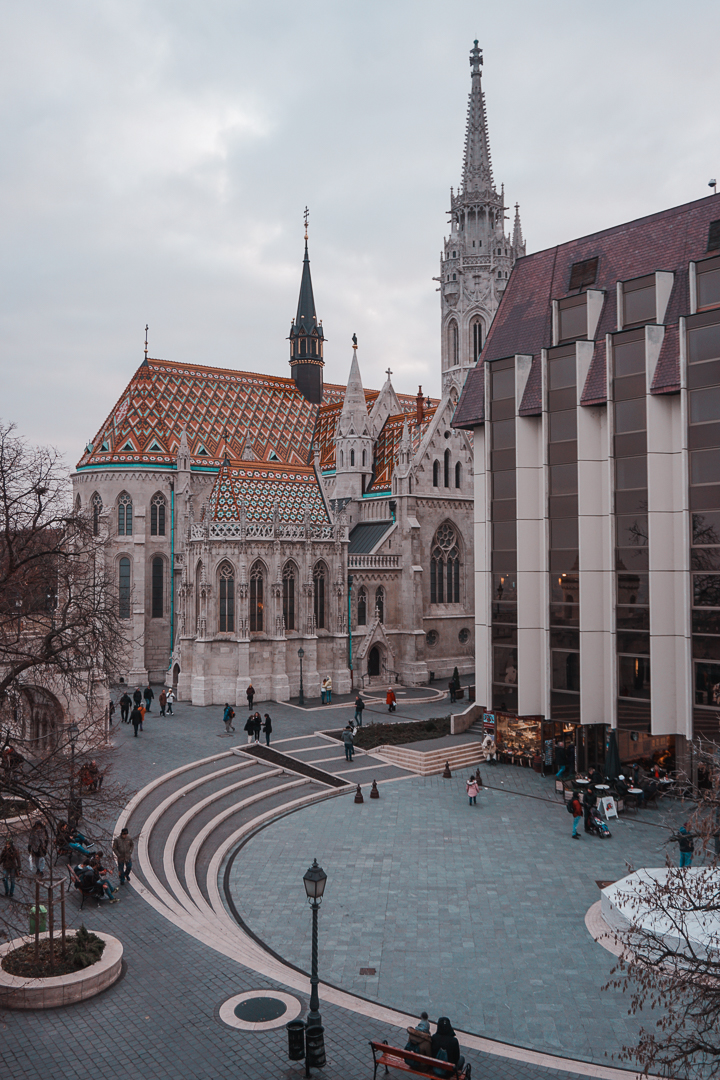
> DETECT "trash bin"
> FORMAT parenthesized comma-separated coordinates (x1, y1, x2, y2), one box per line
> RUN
(286, 1020, 305, 1061)
(305, 1025, 326, 1069)
(29, 905, 47, 935)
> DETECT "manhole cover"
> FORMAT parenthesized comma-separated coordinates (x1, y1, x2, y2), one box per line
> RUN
(359, 967, 376, 975)
(234, 997, 287, 1023)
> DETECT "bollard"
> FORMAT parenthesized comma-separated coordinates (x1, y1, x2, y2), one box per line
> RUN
(475, 768, 483, 787)
(354, 784, 364, 803)
(443, 761, 452, 778)
(305, 1025, 327, 1070)
(370, 780, 380, 799)
(286, 1019, 306, 1061)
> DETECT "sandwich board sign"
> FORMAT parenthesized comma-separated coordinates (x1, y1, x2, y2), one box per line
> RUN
(601, 796, 618, 820)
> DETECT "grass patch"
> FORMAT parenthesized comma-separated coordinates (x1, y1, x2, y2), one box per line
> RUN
(332, 716, 451, 751)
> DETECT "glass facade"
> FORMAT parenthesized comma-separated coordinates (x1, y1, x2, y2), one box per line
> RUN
(489, 358, 517, 711)
(547, 345, 580, 722)
(612, 329, 650, 726)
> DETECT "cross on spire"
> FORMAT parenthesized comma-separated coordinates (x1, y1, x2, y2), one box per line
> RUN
(385, 367, 393, 380)
(303, 206, 309, 240)
(144, 324, 149, 360)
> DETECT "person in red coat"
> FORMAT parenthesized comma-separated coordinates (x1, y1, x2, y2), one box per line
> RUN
(386, 687, 396, 713)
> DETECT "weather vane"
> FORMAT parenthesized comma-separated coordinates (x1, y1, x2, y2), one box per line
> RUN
(304, 206, 309, 239)
(144, 324, 149, 360)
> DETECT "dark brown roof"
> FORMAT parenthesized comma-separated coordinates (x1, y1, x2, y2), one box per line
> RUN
(453, 194, 720, 428)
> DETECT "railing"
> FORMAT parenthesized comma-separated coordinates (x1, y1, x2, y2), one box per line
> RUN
(348, 554, 400, 569)
(189, 521, 336, 542)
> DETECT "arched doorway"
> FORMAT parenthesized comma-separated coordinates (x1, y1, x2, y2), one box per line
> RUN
(17, 687, 63, 752)
(172, 663, 180, 690)
(368, 646, 381, 678)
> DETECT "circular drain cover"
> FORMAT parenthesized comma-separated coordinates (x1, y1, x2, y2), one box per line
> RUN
(234, 997, 287, 1023)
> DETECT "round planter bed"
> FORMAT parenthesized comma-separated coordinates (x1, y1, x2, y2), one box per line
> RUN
(0, 931, 123, 1009)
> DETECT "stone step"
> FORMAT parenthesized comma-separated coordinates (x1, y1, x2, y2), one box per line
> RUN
(371, 741, 485, 776)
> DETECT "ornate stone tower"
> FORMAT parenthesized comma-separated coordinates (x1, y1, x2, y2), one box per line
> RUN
(289, 219, 325, 404)
(439, 41, 526, 394)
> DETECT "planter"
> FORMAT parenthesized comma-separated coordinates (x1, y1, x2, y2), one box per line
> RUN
(0, 931, 123, 1009)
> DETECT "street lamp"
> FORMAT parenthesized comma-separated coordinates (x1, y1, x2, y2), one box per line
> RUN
(303, 859, 327, 1027)
(67, 723, 79, 826)
(298, 647, 305, 707)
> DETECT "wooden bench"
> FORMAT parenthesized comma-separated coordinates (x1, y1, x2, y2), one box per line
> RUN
(370, 1040, 471, 1080)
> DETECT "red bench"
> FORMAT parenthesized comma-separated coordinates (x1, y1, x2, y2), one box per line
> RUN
(370, 1040, 471, 1080)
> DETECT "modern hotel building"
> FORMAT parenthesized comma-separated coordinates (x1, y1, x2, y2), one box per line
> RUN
(453, 195, 720, 769)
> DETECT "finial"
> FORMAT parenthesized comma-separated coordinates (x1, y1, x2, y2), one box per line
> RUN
(352, 333, 358, 349)
(303, 205, 309, 240)
(144, 324, 149, 360)
(469, 40, 483, 75)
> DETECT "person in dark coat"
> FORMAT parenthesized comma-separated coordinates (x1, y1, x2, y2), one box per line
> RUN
(672, 823, 695, 867)
(246, 683, 255, 709)
(143, 685, 154, 712)
(431, 1017, 464, 1070)
(133, 687, 142, 706)
(354, 695, 365, 726)
(131, 706, 143, 737)
(251, 712, 262, 742)
(448, 677, 457, 703)
(263, 713, 272, 746)
(583, 787, 596, 833)
(119, 692, 132, 722)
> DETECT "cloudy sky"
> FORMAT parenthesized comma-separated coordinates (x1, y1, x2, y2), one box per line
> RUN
(2, 0, 719, 464)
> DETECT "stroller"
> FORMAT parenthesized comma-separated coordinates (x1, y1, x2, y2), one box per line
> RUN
(586, 804, 612, 839)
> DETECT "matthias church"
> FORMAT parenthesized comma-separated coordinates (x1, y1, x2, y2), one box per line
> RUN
(72, 42, 526, 704)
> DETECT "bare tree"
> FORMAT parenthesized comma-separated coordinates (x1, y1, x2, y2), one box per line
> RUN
(605, 742, 720, 1078)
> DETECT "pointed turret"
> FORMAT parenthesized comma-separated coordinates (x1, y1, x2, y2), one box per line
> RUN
(462, 40, 493, 192)
(289, 221, 325, 404)
(512, 203, 526, 258)
(333, 341, 374, 500)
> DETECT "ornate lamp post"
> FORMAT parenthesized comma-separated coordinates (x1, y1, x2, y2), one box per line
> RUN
(298, 647, 305, 707)
(67, 723, 79, 825)
(302, 858, 327, 1027)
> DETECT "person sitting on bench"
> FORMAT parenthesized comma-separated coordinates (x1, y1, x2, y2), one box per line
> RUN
(431, 1017, 465, 1075)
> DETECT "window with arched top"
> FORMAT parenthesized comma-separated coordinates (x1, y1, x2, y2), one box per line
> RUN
(433, 460, 440, 487)
(455, 461, 462, 489)
(430, 523, 461, 605)
(250, 561, 265, 633)
(357, 586, 367, 626)
(151, 556, 164, 618)
(362, 449, 366, 467)
(75, 494, 81, 512)
(375, 585, 385, 623)
(313, 562, 327, 630)
(339, 450, 344, 468)
(449, 320, 459, 365)
(218, 562, 235, 632)
(195, 561, 203, 628)
(444, 449, 450, 488)
(282, 562, 297, 632)
(117, 493, 132, 536)
(119, 557, 131, 619)
(350, 449, 355, 467)
(92, 493, 102, 536)
(471, 318, 483, 363)
(151, 493, 166, 536)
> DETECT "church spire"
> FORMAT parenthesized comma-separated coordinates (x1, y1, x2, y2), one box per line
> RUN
(462, 40, 494, 193)
(289, 209, 324, 404)
(512, 202, 526, 257)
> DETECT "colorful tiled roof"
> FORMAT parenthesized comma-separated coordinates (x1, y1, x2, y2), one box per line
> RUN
(454, 194, 720, 428)
(207, 460, 330, 524)
(315, 391, 424, 474)
(76, 358, 347, 471)
(367, 409, 437, 493)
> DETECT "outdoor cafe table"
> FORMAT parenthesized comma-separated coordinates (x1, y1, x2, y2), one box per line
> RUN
(595, 784, 610, 792)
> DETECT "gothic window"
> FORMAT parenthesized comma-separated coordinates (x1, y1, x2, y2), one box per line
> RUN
(455, 461, 462, 489)
(282, 562, 296, 632)
(433, 460, 440, 487)
(249, 561, 265, 633)
(195, 561, 203, 628)
(375, 585, 385, 623)
(75, 494, 81, 512)
(357, 586, 367, 626)
(117, 492, 132, 536)
(448, 320, 459, 365)
(430, 523, 461, 604)
(151, 556, 164, 619)
(444, 449, 450, 488)
(119, 557, 131, 619)
(471, 318, 483, 363)
(339, 450, 344, 468)
(350, 449, 355, 467)
(313, 562, 327, 630)
(362, 449, 366, 467)
(151, 493, 166, 536)
(92, 493, 102, 536)
(219, 562, 235, 632)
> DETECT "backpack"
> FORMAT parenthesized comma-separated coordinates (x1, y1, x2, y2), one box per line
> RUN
(567, 798, 577, 814)
(229, 709, 235, 720)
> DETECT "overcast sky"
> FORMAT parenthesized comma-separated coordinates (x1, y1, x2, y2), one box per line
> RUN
(2, 0, 719, 465)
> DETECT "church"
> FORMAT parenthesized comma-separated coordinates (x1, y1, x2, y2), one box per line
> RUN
(71, 42, 525, 704)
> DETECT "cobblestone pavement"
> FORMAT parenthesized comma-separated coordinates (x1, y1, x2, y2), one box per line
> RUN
(0, 696, 666, 1079)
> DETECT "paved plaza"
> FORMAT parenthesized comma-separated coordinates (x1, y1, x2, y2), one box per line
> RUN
(0, 692, 689, 1079)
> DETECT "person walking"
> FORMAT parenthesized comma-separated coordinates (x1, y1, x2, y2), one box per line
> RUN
(166, 689, 174, 715)
(262, 713, 272, 746)
(320, 677, 328, 705)
(251, 712, 262, 742)
(1, 838, 21, 897)
(223, 703, 236, 734)
(131, 706, 142, 737)
(386, 687, 396, 713)
(354, 694, 364, 727)
(112, 828, 134, 884)
(466, 775, 479, 806)
(246, 683, 255, 710)
(244, 714, 254, 744)
(449, 676, 457, 704)
(569, 792, 583, 838)
(119, 691, 131, 722)
(582, 787, 596, 834)
(341, 725, 355, 762)
(28, 821, 49, 876)
(143, 685, 154, 712)
(108, 699, 115, 726)
(159, 689, 167, 716)
(672, 823, 695, 867)
(138, 702, 146, 729)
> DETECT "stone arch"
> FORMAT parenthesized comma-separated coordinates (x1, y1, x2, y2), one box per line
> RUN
(15, 686, 64, 752)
